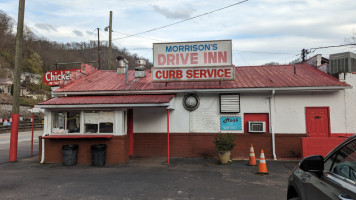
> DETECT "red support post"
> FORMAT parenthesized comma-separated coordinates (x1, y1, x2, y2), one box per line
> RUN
(167, 109, 170, 164)
(9, 113, 19, 162)
(31, 113, 34, 157)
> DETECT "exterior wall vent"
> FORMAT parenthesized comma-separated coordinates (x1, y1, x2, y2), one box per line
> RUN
(248, 121, 266, 133)
(220, 94, 240, 113)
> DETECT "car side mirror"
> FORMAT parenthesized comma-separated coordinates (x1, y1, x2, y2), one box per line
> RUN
(299, 155, 324, 176)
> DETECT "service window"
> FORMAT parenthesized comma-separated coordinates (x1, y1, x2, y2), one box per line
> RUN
(67, 111, 80, 133)
(52, 111, 80, 134)
(52, 112, 66, 134)
(84, 111, 113, 133)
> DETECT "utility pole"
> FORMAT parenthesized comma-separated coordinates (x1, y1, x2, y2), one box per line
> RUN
(108, 11, 113, 70)
(301, 49, 306, 62)
(9, 0, 25, 162)
(97, 28, 101, 69)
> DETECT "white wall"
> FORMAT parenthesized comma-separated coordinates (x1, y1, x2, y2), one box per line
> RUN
(133, 93, 270, 133)
(273, 91, 345, 134)
(344, 73, 356, 133)
(133, 89, 355, 134)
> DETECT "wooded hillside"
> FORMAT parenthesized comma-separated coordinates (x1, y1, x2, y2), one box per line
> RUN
(0, 10, 152, 79)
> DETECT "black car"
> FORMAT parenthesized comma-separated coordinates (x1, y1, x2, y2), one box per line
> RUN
(287, 135, 356, 200)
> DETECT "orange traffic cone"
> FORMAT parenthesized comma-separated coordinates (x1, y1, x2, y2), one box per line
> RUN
(248, 144, 257, 166)
(257, 149, 269, 174)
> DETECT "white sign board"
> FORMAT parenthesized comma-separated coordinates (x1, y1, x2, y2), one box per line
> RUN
(152, 66, 234, 82)
(190, 112, 219, 133)
(153, 40, 232, 68)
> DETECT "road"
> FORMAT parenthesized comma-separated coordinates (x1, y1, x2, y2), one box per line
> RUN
(0, 130, 43, 164)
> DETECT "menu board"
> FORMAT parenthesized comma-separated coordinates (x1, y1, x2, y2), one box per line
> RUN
(84, 112, 98, 124)
(190, 112, 219, 133)
(99, 111, 114, 123)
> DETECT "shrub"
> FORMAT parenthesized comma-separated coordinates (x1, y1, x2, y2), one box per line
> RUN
(213, 133, 237, 152)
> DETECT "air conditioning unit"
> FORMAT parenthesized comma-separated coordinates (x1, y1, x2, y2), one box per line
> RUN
(248, 121, 266, 133)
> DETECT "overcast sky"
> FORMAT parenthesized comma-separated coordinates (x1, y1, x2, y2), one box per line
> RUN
(1, 0, 356, 66)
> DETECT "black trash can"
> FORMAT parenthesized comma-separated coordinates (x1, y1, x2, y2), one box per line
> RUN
(62, 144, 78, 166)
(91, 144, 107, 166)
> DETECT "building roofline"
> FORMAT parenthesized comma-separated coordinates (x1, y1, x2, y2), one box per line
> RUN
(52, 85, 351, 97)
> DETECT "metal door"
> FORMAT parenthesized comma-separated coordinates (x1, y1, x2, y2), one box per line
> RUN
(306, 107, 330, 137)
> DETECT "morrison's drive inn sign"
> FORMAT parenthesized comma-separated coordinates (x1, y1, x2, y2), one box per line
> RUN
(152, 40, 235, 82)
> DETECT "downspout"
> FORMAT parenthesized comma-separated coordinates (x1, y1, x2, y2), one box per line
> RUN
(40, 110, 50, 164)
(270, 90, 277, 160)
(40, 132, 46, 164)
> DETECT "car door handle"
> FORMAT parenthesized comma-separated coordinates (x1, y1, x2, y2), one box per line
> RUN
(338, 194, 354, 200)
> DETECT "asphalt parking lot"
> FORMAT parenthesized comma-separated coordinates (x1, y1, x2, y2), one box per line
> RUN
(0, 157, 298, 200)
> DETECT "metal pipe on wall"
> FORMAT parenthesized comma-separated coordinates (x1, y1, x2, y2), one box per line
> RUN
(270, 90, 277, 160)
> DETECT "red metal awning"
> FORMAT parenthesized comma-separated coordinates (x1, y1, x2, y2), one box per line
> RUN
(37, 95, 175, 108)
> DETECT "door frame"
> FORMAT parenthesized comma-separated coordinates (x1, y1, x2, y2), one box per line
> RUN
(305, 107, 331, 137)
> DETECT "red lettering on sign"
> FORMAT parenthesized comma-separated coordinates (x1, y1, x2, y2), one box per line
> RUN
(200, 69, 207, 78)
(158, 54, 166, 65)
(156, 70, 162, 79)
(167, 54, 175, 65)
(218, 51, 227, 63)
(176, 70, 183, 78)
(180, 54, 189, 65)
(225, 68, 231, 77)
(208, 52, 217, 64)
(193, 70, 199, 78)
(217, 69, 224, 77)
(169, 70, 175, 79)
(162, 71, 169, 79)
(186, 70, 193, 78)
(191, 53, 198, 64)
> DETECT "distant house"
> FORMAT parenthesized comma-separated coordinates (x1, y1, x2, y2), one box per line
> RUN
(21, 72, 41, 84)
(0, 78, 28, 97)
(0, 78, 12, 94)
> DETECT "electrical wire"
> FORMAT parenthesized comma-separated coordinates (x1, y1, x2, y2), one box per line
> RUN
(233, 49, 295, 55)
(112, 31, 167, 42)
(308, 43, 356, 53)
(112, 0, 248, 41)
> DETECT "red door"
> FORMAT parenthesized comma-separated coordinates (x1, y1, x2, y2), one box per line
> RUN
(305, 107, 330, 137)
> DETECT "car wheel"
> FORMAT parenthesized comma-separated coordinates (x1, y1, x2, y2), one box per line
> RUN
(288, 197, 300, 200)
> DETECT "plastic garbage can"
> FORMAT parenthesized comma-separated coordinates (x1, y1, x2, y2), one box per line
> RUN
(62, 144, 78, 166)
(91, 144, 107, 166)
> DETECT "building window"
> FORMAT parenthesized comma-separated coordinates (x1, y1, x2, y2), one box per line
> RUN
(220, 94, 240, 113)
(67, 111, 80, 133)
(51, 110, 114, 134)
(84, 111, 114, 133)
(52, 111, 80, 134)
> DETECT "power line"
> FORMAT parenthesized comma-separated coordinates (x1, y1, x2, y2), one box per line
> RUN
(232, 49, 295, 55)
(112, 31, 167, 42)
(302, 43, 356, 61)
(309, 43, 356, 51)
(112, 0, 248, 41)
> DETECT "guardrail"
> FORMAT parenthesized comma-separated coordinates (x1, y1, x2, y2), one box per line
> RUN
(0, 121, 43, 133)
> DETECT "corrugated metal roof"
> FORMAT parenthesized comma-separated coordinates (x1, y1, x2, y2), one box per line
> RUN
(54, 64, 349, 93)
(39, 95, 175, 105)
